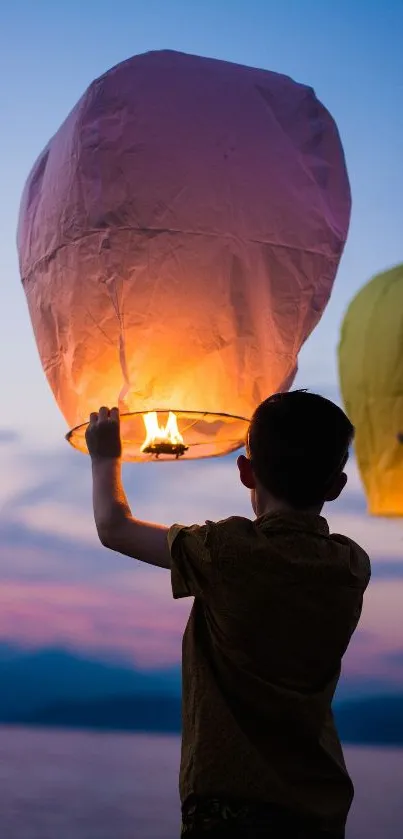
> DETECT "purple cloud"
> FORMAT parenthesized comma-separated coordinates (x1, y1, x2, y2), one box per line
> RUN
(0, 428, 20, 445)
(1, 435, 403, 693)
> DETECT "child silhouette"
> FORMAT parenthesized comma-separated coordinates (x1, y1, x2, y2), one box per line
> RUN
(86, 390, 370, 838)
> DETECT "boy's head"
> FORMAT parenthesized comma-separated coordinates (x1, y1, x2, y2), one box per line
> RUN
(238, 390, 354, 515)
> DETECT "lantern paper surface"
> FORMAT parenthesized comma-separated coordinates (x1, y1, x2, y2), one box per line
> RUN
(17, 50, 351, 460)
(338, 264, 403, 516)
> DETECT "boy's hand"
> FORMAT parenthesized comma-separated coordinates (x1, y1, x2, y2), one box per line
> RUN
(85, 406, 122, 460)
(87, 407, 170, 569)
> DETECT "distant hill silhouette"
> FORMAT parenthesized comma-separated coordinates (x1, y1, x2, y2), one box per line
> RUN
(7, 693, 402, 745)
(24, 695, 182, 733)
(0, 644, 180, 720)
(334, 695, 403, 745)
(1, 644, 402, 746)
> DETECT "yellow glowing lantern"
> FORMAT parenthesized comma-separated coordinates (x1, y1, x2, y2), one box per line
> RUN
(338, 263, 403, 516)
(17, 50, 350, 461)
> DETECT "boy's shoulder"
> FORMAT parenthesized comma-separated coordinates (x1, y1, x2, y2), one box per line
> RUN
(169, 516, 258, 563)
(169, 515, 252, 544)
(329, 530, 371, 585)
(208, 515, 371, 589)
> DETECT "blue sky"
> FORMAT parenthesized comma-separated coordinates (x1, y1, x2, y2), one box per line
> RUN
(1, 0, 403, 440)
(0, 0, 403, 695)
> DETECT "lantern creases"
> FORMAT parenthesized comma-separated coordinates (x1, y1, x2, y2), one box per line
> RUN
(18, 49, 351, 461)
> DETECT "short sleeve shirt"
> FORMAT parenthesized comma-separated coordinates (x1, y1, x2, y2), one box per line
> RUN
(168, 512, 370, 831)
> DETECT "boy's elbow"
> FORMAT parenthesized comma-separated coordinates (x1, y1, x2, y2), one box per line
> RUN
(96, 524, 116, 549)
(93, 516, 169, 567)
(95, 515, 128, 550)
(95, 512, 137, 556)
(97, 527, 112, 548)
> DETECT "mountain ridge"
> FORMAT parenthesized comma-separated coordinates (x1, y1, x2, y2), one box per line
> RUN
(1, 644, 402, 746)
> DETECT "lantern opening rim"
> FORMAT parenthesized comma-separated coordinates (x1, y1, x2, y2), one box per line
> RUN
(65, 409, 250, 462)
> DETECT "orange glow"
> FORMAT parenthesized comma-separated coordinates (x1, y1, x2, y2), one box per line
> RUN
(67, 410, 250, 461)
(19, 51, 350, 465)
(140, 411, 188, 458)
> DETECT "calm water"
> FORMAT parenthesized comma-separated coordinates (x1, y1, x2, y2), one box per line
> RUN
(0, 728, 402, 838)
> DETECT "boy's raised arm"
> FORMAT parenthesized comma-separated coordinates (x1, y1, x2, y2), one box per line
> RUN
(87, 408, 170, 569)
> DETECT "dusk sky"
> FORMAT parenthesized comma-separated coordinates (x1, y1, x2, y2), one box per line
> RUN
(0, 0, 403, 698)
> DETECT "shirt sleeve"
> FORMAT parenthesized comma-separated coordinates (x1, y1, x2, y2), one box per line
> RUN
(332, 533, 372, 590)
(168, 521, 218, 599)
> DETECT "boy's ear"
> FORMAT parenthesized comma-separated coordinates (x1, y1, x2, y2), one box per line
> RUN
(325, 471, 348, 502)
(237, 454, 256, 490)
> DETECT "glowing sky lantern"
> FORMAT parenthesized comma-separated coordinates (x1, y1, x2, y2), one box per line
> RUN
(338, 264, 403, 516)
(17, 50, 351, 461)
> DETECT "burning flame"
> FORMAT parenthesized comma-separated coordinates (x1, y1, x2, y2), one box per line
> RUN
(141, 411, 187, 457)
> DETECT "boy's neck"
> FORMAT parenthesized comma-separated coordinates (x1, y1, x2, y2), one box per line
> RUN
(255, 492, 323, 519)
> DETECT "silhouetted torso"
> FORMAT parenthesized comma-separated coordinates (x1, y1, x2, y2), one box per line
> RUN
(169, 512, 370, 833)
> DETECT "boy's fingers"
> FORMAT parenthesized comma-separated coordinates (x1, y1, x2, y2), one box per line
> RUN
(98, 406, 110, 422)
(89, 412, 98, 426)
(110, 407, 120, 424)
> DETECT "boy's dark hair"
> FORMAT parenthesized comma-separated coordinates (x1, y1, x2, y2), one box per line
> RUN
(247, 390, 354, 509)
